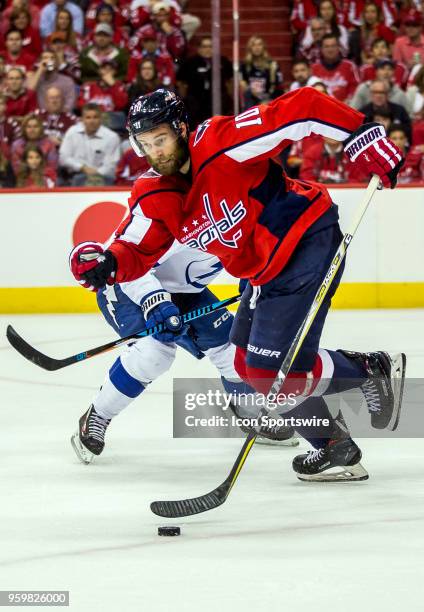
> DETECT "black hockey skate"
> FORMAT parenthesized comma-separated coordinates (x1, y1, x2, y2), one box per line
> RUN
(230, 402, 299, 447)
(293, 438, 369, 482)
(339, 350, 406, 430)
(71, 405, 111, 465)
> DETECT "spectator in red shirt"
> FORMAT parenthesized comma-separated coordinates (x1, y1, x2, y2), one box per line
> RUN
(78, 59, 128, 112)
(343, 0, 397, 29)
(0, 0, 41, 37)
(27, 50, 77, 113)
(0, 92, 21, 146)
(34, 85, 77, 148)
(4, 67, 37, 119)
(54, 7, 84, 52)
(149, 3, 186, 60)
(393, 10, 424, 69)
(6, 8, 42, 57)
(360, 38, 409, 89)
(46, 31, 81, 83)
(1, 28, 36, 75)
(15, 144, 57, 188)
(85, 0, 130, 34)
(412, 107, 424, 145)
(84, 3, 130, 49)
(127, 26, 176, 86)
(388, 125, 424, 183)
(348, 1, 396, 65)
(312, 34, 359, 102)
(11, 114, 58, 174)
(300, 136, 350, 183)
(115, 143, 150, 186)
(290, 0, 344, 35)
(128, 58, 162, 104)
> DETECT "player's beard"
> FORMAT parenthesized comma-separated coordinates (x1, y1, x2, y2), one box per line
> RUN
(146, 137, 190, 176)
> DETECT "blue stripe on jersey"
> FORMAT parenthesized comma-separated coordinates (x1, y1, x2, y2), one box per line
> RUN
(109, 357, 145, 398)
(250, 161, 318, 238)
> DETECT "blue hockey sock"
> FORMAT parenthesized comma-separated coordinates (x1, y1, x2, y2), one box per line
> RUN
(324, 349, 367, 395)
(287, 396, 339, 449)
(93, 357, 146, 420)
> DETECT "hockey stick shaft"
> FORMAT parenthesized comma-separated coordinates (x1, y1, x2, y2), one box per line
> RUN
(6, 293, 241, 371)
(150, 174, 381, 518)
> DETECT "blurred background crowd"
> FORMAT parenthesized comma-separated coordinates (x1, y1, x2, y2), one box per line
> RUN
(0, 0, 423, 188)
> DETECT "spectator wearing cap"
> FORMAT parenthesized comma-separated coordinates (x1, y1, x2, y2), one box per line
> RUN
(6, 7, 42, 57)
(360, 38, 408, 89)
(80, 23, 129, 82)
(176, 36, 233, 128)
(77, 59, 128, 132)
(59, 102, 121, 186)
(128, 58, 163, 104)
(40, 0, 84, 38)
(298, 18, 326, 63)
(54, 8, 84, 52)
(289, 60, 322, 91)
(85, 0, 130, 34)
(351, 61, 411, 113)
(388, 126, 424, 183)
(47, 31, 81, 83)
(11, 114, 58, 174)
(84, 3, 130, 49)
(393, 10, 424, 69)
(311, 34, 359, 102)
(127, 25, 176, 86)
(34, 86, 77, 148)
(0, 93, 21, 148)
(0, 29, 36, 75)
(4, 67, 37, 119)
(359, 80, 412, 141)
(130, 0, 182, 30)
(27, 50, 77, 113)
(149, 2, 186, 60)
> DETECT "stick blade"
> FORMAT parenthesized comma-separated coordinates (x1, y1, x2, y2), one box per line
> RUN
(150, 487, 227, 518)
(6, 325, 62, 371)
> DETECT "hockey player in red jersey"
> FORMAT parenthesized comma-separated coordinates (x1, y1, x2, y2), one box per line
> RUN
(71, 88, 406, 482)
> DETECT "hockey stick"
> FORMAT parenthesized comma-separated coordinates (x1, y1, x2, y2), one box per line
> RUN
(150, 174, 381, 518)
(6, 294, 241, 372)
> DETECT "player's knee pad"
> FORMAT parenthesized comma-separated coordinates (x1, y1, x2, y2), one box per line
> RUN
(204, 342, 238, 379)
(120, 336, 177, 385)
(109, 356, 146, 399)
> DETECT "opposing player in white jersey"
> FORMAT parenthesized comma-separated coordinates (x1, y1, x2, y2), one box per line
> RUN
(70, 241, 297, 464)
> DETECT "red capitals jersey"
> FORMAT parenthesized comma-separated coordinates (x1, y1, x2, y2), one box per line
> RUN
(311, 59, 359, 102)
(108, 88, 364, 286)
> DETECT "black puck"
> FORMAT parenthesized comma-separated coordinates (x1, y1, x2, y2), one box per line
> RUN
(158, 526, 181, 536)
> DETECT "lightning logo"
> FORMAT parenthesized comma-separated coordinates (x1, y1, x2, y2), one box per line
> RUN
(185, 260, 223, 289)
(103, 284, 119, 328)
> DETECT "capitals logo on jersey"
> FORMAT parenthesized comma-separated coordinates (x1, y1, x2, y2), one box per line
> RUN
(181, 193, 247, 251)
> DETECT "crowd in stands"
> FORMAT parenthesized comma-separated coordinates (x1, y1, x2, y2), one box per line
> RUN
(0, 0, 423, 187)
(288, 0, 424, 183)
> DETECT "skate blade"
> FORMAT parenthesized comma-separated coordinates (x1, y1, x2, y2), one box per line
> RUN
(387, 353, 406, 431)
(296, 462, 369, 482)
(71, 432, 94, 465)
(256, 436, 300, 447)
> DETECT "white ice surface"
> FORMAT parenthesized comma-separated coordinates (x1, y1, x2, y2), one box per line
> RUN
(0, 310, 423, 612)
